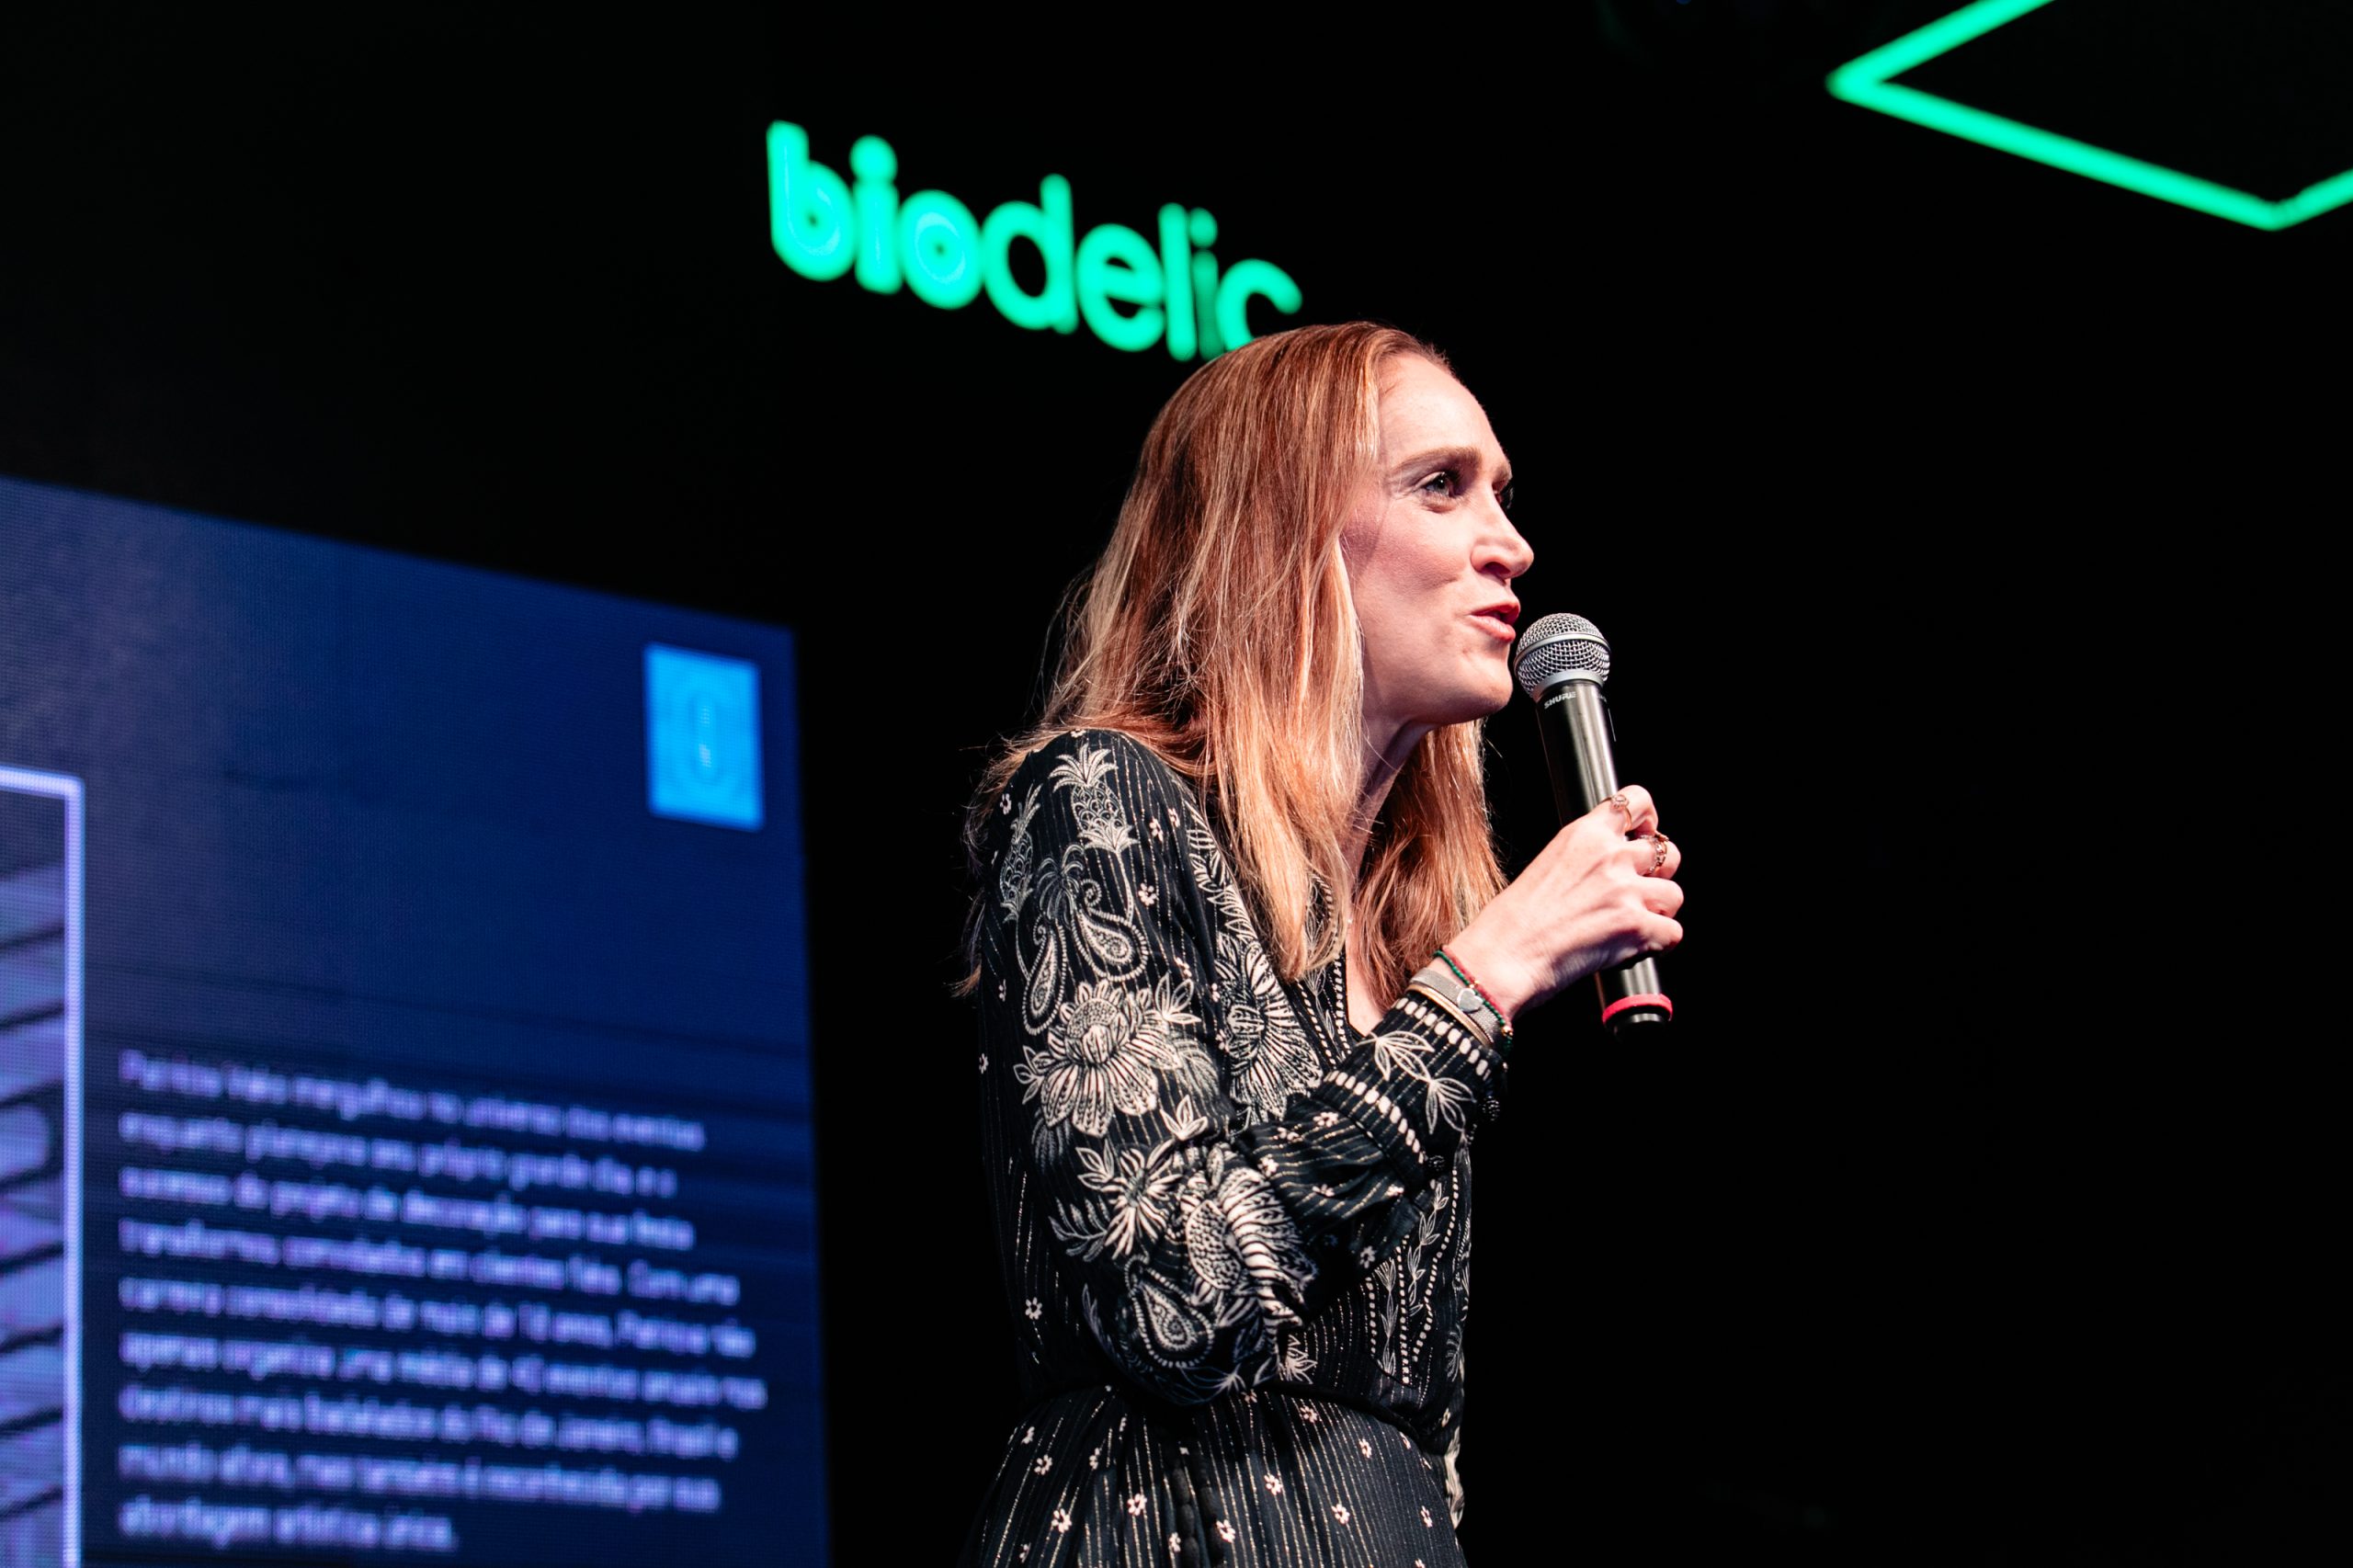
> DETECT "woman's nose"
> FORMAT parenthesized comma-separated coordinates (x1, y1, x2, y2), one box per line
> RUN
(1479, 510, 1534, 580)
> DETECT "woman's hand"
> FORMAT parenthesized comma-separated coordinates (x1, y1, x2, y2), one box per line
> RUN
(1438, 784, 1683, 1021)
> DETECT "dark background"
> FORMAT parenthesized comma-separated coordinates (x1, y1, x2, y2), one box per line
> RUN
(5, 3, 2344, 1560)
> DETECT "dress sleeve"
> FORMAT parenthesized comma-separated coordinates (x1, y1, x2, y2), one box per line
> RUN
(974, 730, 1507, 1403)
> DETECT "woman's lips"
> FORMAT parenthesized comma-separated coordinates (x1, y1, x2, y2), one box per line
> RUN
(1472, 606, 1519, 640)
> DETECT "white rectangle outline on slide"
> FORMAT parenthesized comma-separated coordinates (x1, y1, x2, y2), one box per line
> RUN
(1, 767, 82, 1568)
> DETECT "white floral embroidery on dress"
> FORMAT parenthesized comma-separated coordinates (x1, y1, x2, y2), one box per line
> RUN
(1206, 927, 1321, 1119)
(1368, 1025, 1478, 1133)
(999, 787, 1043, 917)
(974, 734, 1489, 1558)
(1051, 743, 1138, 852)
(1015, 978, 1198, 1140)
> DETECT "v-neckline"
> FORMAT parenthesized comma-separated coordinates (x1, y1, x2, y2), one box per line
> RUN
(1336, 950, 1379, 1046)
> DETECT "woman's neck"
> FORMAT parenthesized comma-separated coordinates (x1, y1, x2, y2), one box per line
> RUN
(1339, 724, 1425, 1034)
(1344, 718, 1425, 887)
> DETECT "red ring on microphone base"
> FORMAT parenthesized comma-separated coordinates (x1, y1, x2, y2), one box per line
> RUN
(1599, 992, 1673, 1025)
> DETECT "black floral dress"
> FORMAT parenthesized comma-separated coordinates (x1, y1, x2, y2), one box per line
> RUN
(962, 731, 1508, 1567)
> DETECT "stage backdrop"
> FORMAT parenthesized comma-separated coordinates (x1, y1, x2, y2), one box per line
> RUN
(5, 5, 2348, 1562)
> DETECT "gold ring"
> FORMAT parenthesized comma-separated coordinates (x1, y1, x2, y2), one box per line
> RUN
(1647, 831, 1672, 875)
(1608, 790, 1635, 830)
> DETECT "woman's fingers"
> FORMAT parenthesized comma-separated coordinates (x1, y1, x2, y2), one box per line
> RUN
(1457, 784, 1687, 1011)
(1604, 785, 1657, 835)
(1627, 832, 1680, 881)
(1640, 873, 1684, 919)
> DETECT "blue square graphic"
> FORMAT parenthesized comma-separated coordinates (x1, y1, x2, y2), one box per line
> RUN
(645, 643, 764, 830)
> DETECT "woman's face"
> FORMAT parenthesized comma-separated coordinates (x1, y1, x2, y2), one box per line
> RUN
(1342, 356, 1534, 761)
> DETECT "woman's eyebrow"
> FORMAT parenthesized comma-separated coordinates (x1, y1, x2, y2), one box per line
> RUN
(1386, 444, 1504, 483)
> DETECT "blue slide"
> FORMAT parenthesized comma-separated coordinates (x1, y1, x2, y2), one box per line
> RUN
(0, 475, 826, 1566)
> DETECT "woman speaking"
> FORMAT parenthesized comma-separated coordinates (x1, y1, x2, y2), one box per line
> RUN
(959, 322, 1683, 1565)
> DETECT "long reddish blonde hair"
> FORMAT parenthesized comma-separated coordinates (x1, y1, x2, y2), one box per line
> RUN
(967, 322, 1506, 1005)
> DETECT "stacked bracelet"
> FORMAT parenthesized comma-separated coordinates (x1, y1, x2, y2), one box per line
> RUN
(1434, 949, 1514, 1048)
(1406, 971, 1496, 1052)
(1410, 950, 1513, 1055)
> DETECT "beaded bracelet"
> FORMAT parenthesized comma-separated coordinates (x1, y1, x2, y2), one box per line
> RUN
(1433, 949, 1515, 1051)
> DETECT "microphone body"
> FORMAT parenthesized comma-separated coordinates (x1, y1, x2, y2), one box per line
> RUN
(1516, 614, 1673, 1033)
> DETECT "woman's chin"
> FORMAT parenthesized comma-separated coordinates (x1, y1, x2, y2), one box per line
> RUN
(1472, 669, 1518, 717)
(1436, 691, 1513, 730)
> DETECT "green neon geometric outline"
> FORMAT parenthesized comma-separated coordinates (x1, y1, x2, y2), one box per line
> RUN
(1827, 0, 2353, 231)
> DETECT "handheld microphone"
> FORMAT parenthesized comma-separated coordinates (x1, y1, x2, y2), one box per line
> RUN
(1513, 612, 1673, 1033)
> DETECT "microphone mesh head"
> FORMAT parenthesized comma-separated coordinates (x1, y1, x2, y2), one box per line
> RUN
(1514, 612, 1611, 698)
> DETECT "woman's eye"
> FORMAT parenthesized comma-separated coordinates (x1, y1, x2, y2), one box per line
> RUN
(1496, 481, 1515, 514)
(1420, 472, 1458, 497)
